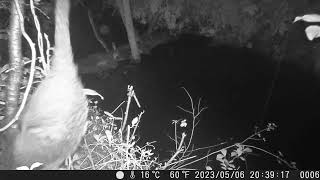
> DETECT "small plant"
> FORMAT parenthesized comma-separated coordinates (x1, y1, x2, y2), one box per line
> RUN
(69, 85, 158, 170)
(72, 86, 296, 170)
(151, 88, 296, 170)
(214, 123, 297, 170)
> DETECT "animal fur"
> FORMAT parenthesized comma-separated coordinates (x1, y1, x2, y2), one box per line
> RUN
(3, 0, 88, 169)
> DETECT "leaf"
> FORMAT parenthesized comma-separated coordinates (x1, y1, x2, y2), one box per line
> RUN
(220, 149, 227, 156)
(240, 156, 246, 161)
(105, 130, 112, 142)
(72, 153, 80, 162)
(104, 111, 115, 118)
(231, 151, 237, 157)
(16, 166, 30, 170)
(305, 25, 320, 41)
(294, 14, 320, 23)
(236, 147, 243, 156)
(0, 64, 9, 74)
(278, 151, 283, 157)
(180, 119, 187, 127)
(93, 134, 100, 141)
(83, 88, 104, 100)
(205, 166, 212, 170)
(131, 117, 139, 126)
(216, 154, 224, 162)
(229, 163, 235, 168)
(30, 162, 43, 170)
(16, 162, 43, 170)
(243, 147, 252, 153)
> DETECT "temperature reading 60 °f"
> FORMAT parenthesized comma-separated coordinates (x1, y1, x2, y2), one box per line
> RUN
(141, 171, 160, 179)
(170, 171, 190, 179)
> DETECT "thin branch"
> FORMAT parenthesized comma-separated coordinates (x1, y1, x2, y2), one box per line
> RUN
(87, 10, 110, 54)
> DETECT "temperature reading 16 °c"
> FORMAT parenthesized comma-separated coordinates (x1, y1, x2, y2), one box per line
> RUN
(141, 171, 160, 179)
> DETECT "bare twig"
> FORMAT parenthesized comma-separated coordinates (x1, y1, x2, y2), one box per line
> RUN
(87, 10, 110, 54)
(122, 85, 133, 132)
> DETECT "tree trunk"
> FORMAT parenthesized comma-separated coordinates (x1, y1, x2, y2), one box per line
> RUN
(117, 0, 141, 63)
(1, 0, 24, 128)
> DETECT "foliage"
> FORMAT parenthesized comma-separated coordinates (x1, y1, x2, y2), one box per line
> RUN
(130, 0, 292, 46)
(62, 87, 297, 170)
(69, 86, 158, 170)
(294, 14, 320, 41)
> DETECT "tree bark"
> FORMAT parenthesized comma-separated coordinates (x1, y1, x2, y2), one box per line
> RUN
(117, 0, 141, 63)
(1, 0, 24, 128)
